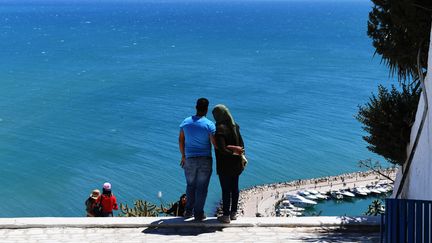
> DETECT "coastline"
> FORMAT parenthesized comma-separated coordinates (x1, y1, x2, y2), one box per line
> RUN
(237, 168, 397, 217)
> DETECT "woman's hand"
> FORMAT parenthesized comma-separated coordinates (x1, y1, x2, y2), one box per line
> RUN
(180, 155, 186, 168)
(226, 145, 244, 155)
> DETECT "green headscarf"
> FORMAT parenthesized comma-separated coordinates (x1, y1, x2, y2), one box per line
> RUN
(212, 104, 235, 126)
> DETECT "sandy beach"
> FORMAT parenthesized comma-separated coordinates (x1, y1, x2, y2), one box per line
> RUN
(238, 169, 397, 217)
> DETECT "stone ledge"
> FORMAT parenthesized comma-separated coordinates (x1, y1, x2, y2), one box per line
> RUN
(0, 216, 380, 230)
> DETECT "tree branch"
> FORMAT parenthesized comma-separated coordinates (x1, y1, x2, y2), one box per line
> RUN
(358, 159, 395, 182)
(412, 3, 432, 12)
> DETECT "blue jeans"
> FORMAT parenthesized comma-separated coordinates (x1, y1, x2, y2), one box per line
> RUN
(219, 175, 239, 216)
(183, 156, 212, 217)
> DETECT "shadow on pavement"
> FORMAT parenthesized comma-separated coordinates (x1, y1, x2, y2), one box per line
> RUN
(296, 216, 380, 243)
(142, 217, 223, 236)
(297, 231, 380, 243)
(278, 216, 381, 242)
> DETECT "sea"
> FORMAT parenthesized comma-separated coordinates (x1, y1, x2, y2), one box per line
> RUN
(0, 0, 393, 217)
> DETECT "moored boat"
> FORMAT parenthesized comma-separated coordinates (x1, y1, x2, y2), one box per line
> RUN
(360, 187, 371, 194)
(276, 208, 302, 217)
(306, 189, 328, 200)
(279, 200, 305, 212)
(284, 194, 317, 208)
(330, 191, 344, 200)
(314, 193, 328, 200)
(367, 186, 381, 194)
(350, 187, 367, 196)
(340, 190, 355, 198)
(375, 186, 388, 193)
(298, 191, 318, 200)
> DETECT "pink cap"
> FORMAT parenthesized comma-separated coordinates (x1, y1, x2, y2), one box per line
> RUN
(103, 182, 111, 190)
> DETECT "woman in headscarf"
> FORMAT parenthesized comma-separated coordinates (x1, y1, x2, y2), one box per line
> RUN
(212, 104, 245, 223)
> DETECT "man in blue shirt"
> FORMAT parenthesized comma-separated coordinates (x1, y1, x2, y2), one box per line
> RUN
(179, 98, 216, 221)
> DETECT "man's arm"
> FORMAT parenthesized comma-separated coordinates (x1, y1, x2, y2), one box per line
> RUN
(209, 122, 217, 149)
(179, 129, 186, 167)
(165, 203, 178, 215)
(210, 134, 217, 149)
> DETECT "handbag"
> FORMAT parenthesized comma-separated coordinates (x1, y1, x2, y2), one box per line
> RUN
(233, 124, 248, 170)
(240, 153, 248, 169)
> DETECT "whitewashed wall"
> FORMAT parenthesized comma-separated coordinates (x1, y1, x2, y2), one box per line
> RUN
(392, 24, 432, 199)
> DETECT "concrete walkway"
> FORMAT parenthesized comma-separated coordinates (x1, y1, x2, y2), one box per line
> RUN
(0, 217, 381, 243)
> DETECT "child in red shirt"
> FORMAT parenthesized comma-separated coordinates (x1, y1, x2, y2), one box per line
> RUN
(96, 182, 118, 217)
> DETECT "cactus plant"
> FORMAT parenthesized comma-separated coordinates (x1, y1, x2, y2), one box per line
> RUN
(118, 199, 163, 217)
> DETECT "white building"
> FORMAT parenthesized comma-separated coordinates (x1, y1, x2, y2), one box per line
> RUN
(392, 24, 432, 200)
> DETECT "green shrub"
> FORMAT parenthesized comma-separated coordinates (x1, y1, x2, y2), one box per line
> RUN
(356, 84, 420, 165)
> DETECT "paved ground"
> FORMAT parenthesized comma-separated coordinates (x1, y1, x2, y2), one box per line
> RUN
(0, 226, 380, 243)
(0, 217, 381, 243)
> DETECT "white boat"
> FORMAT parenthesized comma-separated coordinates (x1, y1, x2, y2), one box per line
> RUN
(377, 181, 392, 187)
(280, 200, 291, 206)
(314, 193, 328, 200)
(298, 191, 311, 196)
(306, 189, 319, 195)
(284, 194, 317, 208)
(277, 208, 303, 216)
(351, 187, 367, 196)
(375, 186, 388, 193)
(305, 194, 319, 200)
(340, 190, 355, 198)
(367, 186, 381, 194)
(376, 183, 392, 192)
(280, 205, 305, 212)
(306, 190, 328, 200)
(298, 191, 318, 200)
(330, 191, 344, 200)
(276, 208, 302, 217)
(290, 205, 305, 212)
(360, 187, 371, 194)
(302, 189, 328, 200)
(385, 185, 394, 192)
(279, 201, 305, 212)
(288, 210, 303, 217)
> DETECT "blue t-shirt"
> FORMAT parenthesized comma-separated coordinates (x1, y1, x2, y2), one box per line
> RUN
(180, 116, 216, 158)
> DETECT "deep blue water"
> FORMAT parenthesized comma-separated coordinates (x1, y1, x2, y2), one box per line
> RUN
(0, 0, 392, 217)
(309, 193, 390, 216)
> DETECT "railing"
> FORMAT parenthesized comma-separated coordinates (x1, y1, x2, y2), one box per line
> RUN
(381, 199, 432, 243)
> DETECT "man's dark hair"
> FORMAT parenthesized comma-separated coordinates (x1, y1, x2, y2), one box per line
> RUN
(196, 98, 209, 114)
